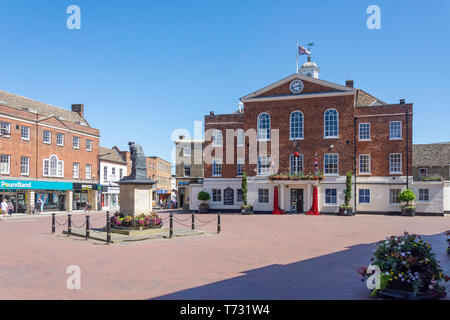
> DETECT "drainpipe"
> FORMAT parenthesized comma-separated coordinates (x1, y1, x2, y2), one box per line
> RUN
(406, 110, 409, 189)
(353, 116, 357, 212)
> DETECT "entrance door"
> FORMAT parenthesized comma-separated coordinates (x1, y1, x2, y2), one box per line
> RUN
(290, 189, 304, 213)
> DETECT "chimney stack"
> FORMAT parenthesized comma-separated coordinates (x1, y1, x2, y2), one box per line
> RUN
(210, 111, 215, 115)
(345, 79, 354, 88)
(71, 104, 84, 117)
(399, 99, 405, 104)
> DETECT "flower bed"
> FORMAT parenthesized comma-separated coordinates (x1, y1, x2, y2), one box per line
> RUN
(111, 213, 163, 230)
(269, 172, 324, 181)
(358, 232, 449, 299)
(446, 231, 450, 254)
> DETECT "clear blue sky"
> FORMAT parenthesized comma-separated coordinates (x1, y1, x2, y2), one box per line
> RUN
(1, 0, 449, 165)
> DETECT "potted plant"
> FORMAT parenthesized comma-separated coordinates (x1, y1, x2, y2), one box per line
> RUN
(197, 191, 210, 213)
(241, 172, 253, 215)
(446, 231, 450, 255)
(358, 232, 449, 299)
(399, 189, 416, 216)
(339, 171, 353, 216)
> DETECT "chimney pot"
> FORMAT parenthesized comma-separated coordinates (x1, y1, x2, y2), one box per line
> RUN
(400, 99, 405, 104)
(71, 104, 84, 118)
(345, 79, 354, 88)
(210, 111, 215, 115)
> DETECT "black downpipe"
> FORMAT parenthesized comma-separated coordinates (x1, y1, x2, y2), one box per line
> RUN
(354, 116, 357, 212)
(406, 110, 409, 189)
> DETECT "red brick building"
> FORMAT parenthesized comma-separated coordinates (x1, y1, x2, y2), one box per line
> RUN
(0, 90, 100, 213)
(188, 58, 445, 214)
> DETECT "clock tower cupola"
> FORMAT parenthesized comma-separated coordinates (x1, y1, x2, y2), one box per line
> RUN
(300, 55, 320, 79)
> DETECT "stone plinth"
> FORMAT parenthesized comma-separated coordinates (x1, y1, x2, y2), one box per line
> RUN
(119, 183, 153, 216)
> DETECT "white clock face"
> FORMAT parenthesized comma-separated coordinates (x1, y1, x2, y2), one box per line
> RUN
(290, 79, 304, 94)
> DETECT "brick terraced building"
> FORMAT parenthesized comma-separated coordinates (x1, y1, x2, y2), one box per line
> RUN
(189, 58, 445, 215)
(0, 90, 100, 213)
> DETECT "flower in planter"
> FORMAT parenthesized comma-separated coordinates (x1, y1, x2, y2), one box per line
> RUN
(358, 232, 449, 299)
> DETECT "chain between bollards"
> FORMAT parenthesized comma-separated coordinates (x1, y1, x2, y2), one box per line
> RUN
(169, 212, 173, 238)
(85, 215, 90, 240)
(106, 212, 111, 245)
(191, 211, 195, 230)
(51, 213, 55, 234)
(217, 212, 221, 234)
(67, 214, 72, 236)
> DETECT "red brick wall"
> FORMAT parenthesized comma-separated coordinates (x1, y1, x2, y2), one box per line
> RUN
(0, 105, 100, 182)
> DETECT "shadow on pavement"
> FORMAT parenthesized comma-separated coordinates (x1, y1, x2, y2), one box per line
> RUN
(151, 232, 449, 300)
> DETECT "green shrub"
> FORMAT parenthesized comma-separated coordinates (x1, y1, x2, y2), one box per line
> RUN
(399, 189, 416, 207)
(198, 191, 210, 203)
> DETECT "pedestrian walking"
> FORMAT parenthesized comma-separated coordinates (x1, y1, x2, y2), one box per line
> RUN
(84, 201, 91, 215)
(1, 199, 8, 220)
(7, 201, 14, 216)
(38, 197, 44, 214)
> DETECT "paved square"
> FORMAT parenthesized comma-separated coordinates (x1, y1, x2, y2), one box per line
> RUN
(0, 212, 449, 300)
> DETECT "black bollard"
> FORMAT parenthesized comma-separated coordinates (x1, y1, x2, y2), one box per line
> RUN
(52, 213, 55, 234)
(191, 211, 195, 230)
(106, 212, 111, 244)
(85, 215, 90, 240)
(217, 212, 221, 234)
(67, 214, 72, 236)
(169, 212, 173, 238)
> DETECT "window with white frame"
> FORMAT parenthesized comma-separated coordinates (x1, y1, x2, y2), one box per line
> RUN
(359, 123, 370, 140)
(43, 130, 51, 144)
(183, 147, 191, 156)
(390, 121, 402, 140)
(86, 164, 92, 180)
(86, 139, 92, 151)
(184, 164, 191, 177)
(389, 189, 401, 204)
(212, 189, 222, 202)
(212, 130, 222, 146)
(257, 113, 271, 141)
(418, 168, 427, 179)
(325, 189, 337, 204)
(359, 154, 371, 174)
(237, 129, 244, 146)
(0, 121, 10, 136)
(119, 168, 123, 180)
(56, 133, 64, 146)
(324, 109, 338, 138)
(359, 189, 370, 204)
(212, 159, 222, 176)
(112, 168, 116, 178)
(20, 156, 29, 176)
(43, 155, 63, 178)
(258, 189, 269, 203)
(103, 166, 108, 182)
(290, 154, 303, 175)
(237, 158, 244, 176)
(1, 154, 10, 174)
(257, 155, 271, 176)
(389, 153, 402, 174)
(290, 111, 304, 139)
(324, 154, 338, 175)
(73, 162, 80, 179)
(21, 126, 30, 140)
(237, 189, 243, 203)
(418, 189, 429, 202)
(73, 136, 80, 149)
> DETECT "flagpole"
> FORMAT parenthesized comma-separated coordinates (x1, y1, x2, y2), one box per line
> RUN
(296, 41, 299, 73)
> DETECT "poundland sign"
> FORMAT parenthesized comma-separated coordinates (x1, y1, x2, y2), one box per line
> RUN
(0, 180, 72, 190)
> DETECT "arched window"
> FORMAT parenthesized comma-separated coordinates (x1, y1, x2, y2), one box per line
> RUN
(50, 155, 58, 177)
(290, 111, 304, 139)
(324, 109, 339, 138)
(257, 113, 271, 140)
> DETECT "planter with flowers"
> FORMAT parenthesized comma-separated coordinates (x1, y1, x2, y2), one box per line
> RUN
(111, 212, 163, 230)
(399, 189, 416, 216)
(358, 232, 449, 299)
(268, 172, 324, 181)
(446, 231, 450, 255)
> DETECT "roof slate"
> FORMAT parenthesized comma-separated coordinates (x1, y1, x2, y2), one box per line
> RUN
(413, 142, 450, 167)
(99, 146, 127, 164)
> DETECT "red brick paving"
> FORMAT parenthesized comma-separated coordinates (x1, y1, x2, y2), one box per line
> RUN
(0, 211, 449, 300)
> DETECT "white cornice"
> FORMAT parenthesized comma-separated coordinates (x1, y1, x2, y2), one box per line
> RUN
(241, 91, 355, 103)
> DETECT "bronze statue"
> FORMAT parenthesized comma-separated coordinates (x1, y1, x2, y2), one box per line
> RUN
(120, 141, 154, 184)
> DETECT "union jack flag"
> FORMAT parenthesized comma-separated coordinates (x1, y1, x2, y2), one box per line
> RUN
(298, 45, 311, 56)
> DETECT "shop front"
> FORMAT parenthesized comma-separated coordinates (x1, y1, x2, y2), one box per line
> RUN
(0, 179, 72, 213)
(101, 185, 120, 211)
(72, 183, 100, 211)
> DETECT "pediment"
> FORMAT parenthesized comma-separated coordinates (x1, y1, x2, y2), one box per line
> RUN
(240, 74, 356, 102)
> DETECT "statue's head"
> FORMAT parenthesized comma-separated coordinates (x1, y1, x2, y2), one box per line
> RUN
(128, 141, 135, 146)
